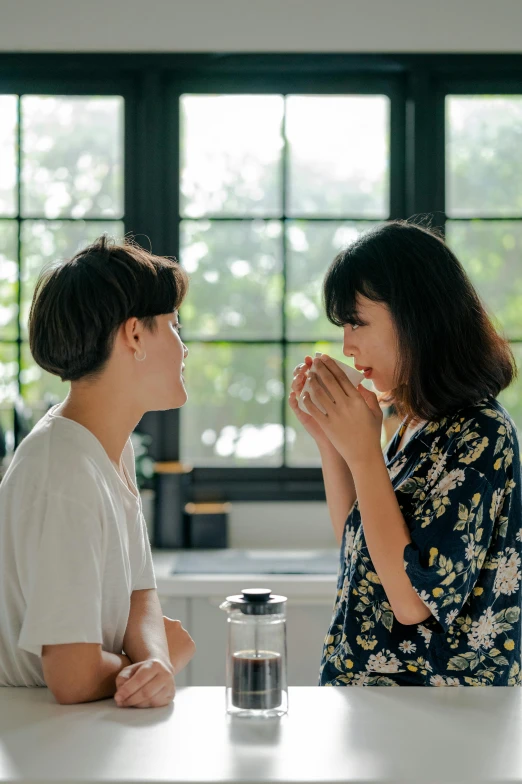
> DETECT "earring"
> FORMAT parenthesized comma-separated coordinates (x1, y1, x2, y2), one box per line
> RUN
(135, 351, 147, 362)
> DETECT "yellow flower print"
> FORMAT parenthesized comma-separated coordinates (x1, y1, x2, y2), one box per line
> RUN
(459, 437, 489, 465)
(504, 639, 515, 651)
(356, 634, 379, 651)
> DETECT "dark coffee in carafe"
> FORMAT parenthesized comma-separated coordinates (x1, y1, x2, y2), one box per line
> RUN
(232, 650, 282, 710)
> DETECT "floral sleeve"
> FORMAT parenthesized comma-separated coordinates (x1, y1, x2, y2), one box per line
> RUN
(403, 464, 497, 632)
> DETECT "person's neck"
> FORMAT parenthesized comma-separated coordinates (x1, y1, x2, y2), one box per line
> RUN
(57, 379, 144, 466)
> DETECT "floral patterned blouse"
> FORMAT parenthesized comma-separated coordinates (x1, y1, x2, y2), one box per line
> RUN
(319, 396, 522, 686)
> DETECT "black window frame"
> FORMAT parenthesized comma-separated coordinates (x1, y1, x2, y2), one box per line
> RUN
(1, 53, 521, 507)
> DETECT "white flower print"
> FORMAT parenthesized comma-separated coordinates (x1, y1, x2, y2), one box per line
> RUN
(416, 590, 440, 621)
(425, 448, 447, 487)
(436, 468, 466, 497)
(464, 537, 475, 561)
(340, 576, 350, 604)
(430, 675, 445, 686)
(418, 625, 432, 646)
(352, 672, 370, 686)
(445, 609, 459, 628)
(490, 489, 505, 522)
(319, 399, 521, 689)
(388, 453, 408, 481)
(467, 607, 502, 651)
(344, 527, 355, 560)
(494, 548, 521, 598)
(366, 649, 402, 673)
(430, 675, 460, 687)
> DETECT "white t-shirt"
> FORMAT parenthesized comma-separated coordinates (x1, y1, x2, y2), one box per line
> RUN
(0, 406, 156, 687)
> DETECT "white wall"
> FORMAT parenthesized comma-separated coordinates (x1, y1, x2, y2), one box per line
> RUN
(1, 0, 521, 53)
(228, 502, 336, 550)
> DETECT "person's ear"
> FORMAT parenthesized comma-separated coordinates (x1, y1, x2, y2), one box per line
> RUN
(122, 317, 146, 357)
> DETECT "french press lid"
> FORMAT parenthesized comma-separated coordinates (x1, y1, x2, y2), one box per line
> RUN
(225, 588, 287, 615)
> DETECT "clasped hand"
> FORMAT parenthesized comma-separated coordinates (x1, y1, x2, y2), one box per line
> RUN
(303, 354, 383, 467)
(114, 617, 195, 708)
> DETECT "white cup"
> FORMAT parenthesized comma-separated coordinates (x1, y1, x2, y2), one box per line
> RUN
(298, 352, 365, 415)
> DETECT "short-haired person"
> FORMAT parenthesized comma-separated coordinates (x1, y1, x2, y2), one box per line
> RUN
(0, 236, 195, 706)
(290, 221, 522, 686)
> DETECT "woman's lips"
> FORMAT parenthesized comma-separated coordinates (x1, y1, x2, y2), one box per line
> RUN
(354, 363, 373, 379)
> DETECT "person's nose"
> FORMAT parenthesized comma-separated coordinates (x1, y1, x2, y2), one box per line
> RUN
(183, 343, 189, 358)
(343, 331, 356, 358)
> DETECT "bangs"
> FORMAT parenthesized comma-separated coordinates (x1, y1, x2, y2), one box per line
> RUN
(133, 261, 188, 320)
(323, 248, 377, 328)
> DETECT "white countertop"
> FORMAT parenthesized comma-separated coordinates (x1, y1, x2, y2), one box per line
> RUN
(153, 550, 337, 598)
(1, 685, 522, 784)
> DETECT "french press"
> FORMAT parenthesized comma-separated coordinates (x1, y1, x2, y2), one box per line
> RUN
(220, 588, 288, 717)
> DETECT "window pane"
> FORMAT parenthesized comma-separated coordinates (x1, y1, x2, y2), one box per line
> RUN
(180, 220, 283, 339)
(446, 96, 522, 218)
(499, 344, 522, 434)
(0, 96, 17, 217)
(286, 95, 389, 218)
(20, 220, 124, 337)
(286, 221, 379, 341)
(286, 342, 353, 466)
(0, 342, 18, 404)
(446, 221, 522, 339)
(180, 95, 284, 217)
(0, 221, 18, 339)
(181, 344, 283, 466)
(20, 343, 68, 409)
(21, 96, 124, 219)
(0, 342, 18, 455)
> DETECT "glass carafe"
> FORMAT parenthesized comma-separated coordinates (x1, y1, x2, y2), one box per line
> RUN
(220, 588, 288, 717)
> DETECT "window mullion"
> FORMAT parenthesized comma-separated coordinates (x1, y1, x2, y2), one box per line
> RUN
(16, 95, 22, 396)
(281, 96, 288, 467)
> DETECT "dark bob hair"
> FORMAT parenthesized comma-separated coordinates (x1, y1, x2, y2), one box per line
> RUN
(323, 220, 517, 422)
(29, 235, 189, 382)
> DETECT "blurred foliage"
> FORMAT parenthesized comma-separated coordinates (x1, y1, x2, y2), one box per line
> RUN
(21, 96, 124, 219)
(446, 96, 522, 217)
(446, 221, 522, 339)
(285, 95, 389, 218)
(0, 221, 18, 340)
(0, 92, 521, 468)
(180, 220, 283, 339)
(130, 431, 155, 489)
(0, 96, 17, 216)
(20, 219, 123, 337)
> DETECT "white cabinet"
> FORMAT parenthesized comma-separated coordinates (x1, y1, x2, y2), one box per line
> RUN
(190, 597, 228, 686)
(170, 595, 335, 687)
(286, 598, 334, 686)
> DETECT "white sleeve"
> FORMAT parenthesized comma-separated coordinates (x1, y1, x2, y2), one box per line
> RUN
(133, 511, 157, 591)
(18, 493, 105, 657)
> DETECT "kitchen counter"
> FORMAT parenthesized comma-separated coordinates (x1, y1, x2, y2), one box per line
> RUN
(153, 550, 337, 598)
(1, 685, 522, 784)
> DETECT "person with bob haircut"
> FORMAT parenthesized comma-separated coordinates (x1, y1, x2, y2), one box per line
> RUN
(0, 236, 196, 706)
(290, 220, 522, 686)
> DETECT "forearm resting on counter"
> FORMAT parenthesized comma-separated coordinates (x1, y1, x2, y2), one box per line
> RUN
(42, 643, 131, 705)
